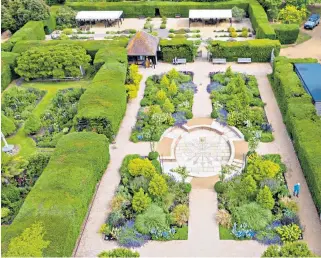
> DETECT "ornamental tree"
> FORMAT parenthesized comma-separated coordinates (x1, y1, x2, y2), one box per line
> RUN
(55, 6, 76, 29)
(128, 158, 156, 179)
(278, 5, 307, 24)
(256, 186, 275, 210)
(232, 6, 246, 22)
(148, 174, 168, 197)
(6, 222, 50, 257)
(132, 188, 151, 213)
(15, 44, 91, 80)
(247, 159, 280, 181)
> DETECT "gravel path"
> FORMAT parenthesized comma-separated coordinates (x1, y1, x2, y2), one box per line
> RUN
(75, 61, 321, 257)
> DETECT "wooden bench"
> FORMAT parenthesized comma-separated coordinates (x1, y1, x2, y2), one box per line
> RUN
(173, 58, 187, 65)
(238, 58, 252, 63)
(175, 14, 181, 18)
(212, 58, 227, 64)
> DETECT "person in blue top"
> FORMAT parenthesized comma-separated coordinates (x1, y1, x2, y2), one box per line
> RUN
(293, 183, 301, 197)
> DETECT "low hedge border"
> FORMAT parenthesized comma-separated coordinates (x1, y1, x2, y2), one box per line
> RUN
(272, 24, 300, 44)
(1, 132, 110, 257)
(271, 56, 321, 215)
(209, 39, 281, 62)
(160, 39, 195, 62)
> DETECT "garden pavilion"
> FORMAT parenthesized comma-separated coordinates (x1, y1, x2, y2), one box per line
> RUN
(75, 11, 124, 28)
(189, 9, 232, 27)
(127, 31, 160, 66)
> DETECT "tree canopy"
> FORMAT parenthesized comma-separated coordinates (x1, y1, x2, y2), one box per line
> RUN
(1, 0, 50, 33)
(56, 6, 76, 29)
(15, 44, 91, 80)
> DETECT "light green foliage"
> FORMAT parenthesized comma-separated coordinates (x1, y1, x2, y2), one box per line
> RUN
(1, 207, 11, 218)
(6, 222, 50, 257)
(168, 80, 178, 97)
(126, 64, 142, 99)
(171, 166, 189, 182)
(232, 6, 246, 21)
(163, 98, 175, 113)
(98, 248, 140, 257)
(171, 204, 189, 226)
(241, 175, 257, 198)
(160, 75, 170, 88)
(56, 6, 76, 29)
(148, 174, 168, 197)
(99, 224, 111, 235)
(278, 5, 307, 24)
(24, 113, 42, 135)
(262, 241, 314, 257)
(1, 113, 16, 136)
(234, 202, 273, 231)
(135, 204, 168, 234)
(276, 224, 302, 242)
(126, 84, 138, 99)
(132, 188, 152, 213)
(156, 89, 167, 105)
(128, 158, 156, 178)
(15, 44, 91, 80)
(256, 186, 275, 210)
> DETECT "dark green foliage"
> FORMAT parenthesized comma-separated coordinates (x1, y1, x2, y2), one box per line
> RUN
(15, 44, 91, 80)
(271, 57, 321, 214)
(98, 248, 140, 257)
(1, 0, 50, 33)
(55, 6, 76, 29)
(148, 151, 159, 160)
(1, 113, 16, 136)
(214, 181, 226, 193)
(272, 24, 299, 44)
(43, 14, 56, 34)
(24, 114, 42, 135)
(160, 39, 195, 62)
(1, 132, 110, 256)
(209, 40, 281, 62)
(1, 61, 12, 91)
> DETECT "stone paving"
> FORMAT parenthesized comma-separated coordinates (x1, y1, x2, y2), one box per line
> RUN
(75, 61, 321, 257)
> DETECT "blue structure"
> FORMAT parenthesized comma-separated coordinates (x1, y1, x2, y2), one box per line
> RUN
(294, 63, 321, 115)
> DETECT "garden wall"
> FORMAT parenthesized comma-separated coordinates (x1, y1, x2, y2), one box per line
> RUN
(271, 57, 321, 215)
(209, 39, 280, 62)
(1, 132, 110, 257)
(272, 24, 299, 44)
(160, 39, 195, 62)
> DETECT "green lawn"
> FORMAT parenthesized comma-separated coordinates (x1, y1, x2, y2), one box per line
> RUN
(5, 80, 91, 159)
(219, 225, 236, 240)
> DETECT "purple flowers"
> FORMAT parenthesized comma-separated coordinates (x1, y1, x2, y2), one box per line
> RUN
(254, 232, 282, 245)
(179, 82, 198, 94)
(206, 82, 223, 93)
(117, 220, 150, 248)
(172, 112, 187, 126)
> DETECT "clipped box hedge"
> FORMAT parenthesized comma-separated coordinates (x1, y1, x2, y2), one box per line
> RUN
(93, 46, 128, 70)
(272, 24, 299, 44)
(160, 39, 195, 62)
(75, 48, 128, 139)
(210, 39, 280, 62)
(12, 39, 128, 58)
(1, 132, 110, 257)
(271, 57, 321, 215)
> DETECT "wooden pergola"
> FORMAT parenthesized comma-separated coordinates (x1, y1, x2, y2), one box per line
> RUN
(76, 11, 124, 28)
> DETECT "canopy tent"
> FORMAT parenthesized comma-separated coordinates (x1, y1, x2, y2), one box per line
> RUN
(76, 11, 124, 27)
(188, 9, 232, 27)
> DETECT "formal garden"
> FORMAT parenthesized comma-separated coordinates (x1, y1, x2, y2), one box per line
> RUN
(1, 0, 321, 257)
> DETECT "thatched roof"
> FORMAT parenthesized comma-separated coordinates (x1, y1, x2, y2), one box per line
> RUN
(127, 31, 159, 56)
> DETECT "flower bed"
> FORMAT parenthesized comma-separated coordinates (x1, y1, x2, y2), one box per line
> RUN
(130, 69, 197, 142)
(215, 153, 303, 246)
(208, 67, 273, 143)
(100, 153, 190, 246)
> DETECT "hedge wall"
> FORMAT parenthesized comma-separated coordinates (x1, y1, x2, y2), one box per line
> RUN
(160, 39, 195, 62)
(209, 39, 280, 62)
(12, 39, 128, 58)
(1, 52, 19, 91)
(272, 24, 300, 44)
(93, 46, 127, 70)
(43, 14, 57, 34)
(271, 57, 321, 215)
(66, 0, 249, 18)
(1, 132, 110, 257)
(75, 47, 128, 139)
(2, 21, 46, 52)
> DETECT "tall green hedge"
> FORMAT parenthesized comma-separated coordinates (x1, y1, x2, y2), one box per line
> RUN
(209, 39, 280, 62)
(3, 21, 46, 52)
(272, 24, 299, 44)
(160, 39, 195, 62)
(1, 52, 19, 91)
(75, 47, 128, 139)
(93, 46, 128, 70)
(271, 56, 321, 215)
(1, 132, 110, 257)
(12, 39, 128, 58)
(43, 14, 57, 34)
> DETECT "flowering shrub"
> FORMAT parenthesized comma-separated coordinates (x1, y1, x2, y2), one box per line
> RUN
(172, 112, 187, 126)
(253, 231, 282, 245)
(150, 228, 176, 240)
(117, 220, 150, 248)
(231, 223, 255, 239)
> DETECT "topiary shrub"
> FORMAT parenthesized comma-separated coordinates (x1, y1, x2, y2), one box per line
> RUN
(256, 186, 275, 210)
(148, 151, 159, 160)
(132, 188, 151, 213)
(214, 181, 226, 194)
(24, 114, 42, 135)
(98, 248, 140, 257)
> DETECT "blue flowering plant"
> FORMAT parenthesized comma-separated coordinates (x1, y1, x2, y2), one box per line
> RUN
(231, 223, 255, 239)
(117, 220, 150, 248)
(150, 227, 176, 240)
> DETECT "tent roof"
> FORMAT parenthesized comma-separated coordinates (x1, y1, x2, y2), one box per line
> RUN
(189, 9, 232, 19)
(295, 63, 321, 102)
(127, 31, 159, 56)
(76, 11, 123, 21)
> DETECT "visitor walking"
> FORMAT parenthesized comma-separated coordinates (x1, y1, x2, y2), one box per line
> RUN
(293, 183, 301, 197)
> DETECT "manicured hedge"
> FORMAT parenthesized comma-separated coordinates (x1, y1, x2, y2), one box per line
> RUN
(3, 21, 46, 52)
(67, 0, 249, 18)
(75, 48, 128, 139)
(44, 14, 57, 34)
(271, 57, 321, 215)
(248, 2, 275, 39)
(12, 39, 128, 58)
(1, 132, 110, 257)
(160, 39, 195, 62)
(93, 46, 127, 70)
(272, 24, 299, 44)
(1, 52, 19, 91)
(209, 39, 280, 62)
